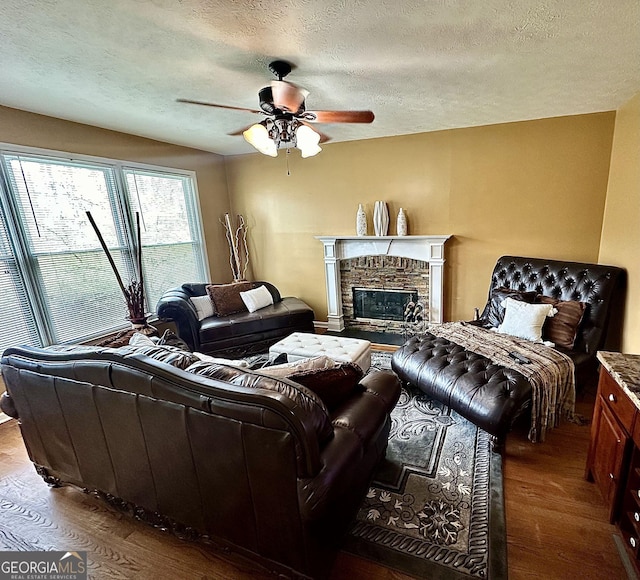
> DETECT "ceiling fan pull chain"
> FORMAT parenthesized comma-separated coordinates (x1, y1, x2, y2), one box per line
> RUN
(286, 148, 291, 176)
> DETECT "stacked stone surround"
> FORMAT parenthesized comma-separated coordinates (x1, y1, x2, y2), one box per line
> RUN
(340, 256, 429, 333)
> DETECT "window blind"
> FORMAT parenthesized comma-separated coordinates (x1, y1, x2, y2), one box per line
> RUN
(0, 149, 207, 349)
(124, 169, 206, 310)
(0, 207, 40, 352)
(4, 155, 133, 342)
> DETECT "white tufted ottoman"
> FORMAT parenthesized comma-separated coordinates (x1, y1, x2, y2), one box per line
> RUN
(268, 332, 371, 372)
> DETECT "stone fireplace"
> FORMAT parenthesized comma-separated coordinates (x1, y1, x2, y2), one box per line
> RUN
(341, 256, 428, 333)
(316, 236, 451, 332)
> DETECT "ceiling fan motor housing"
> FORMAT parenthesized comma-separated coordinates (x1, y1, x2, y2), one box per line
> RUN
(259, 87, 275, 114)
(268, 60, 292, 80)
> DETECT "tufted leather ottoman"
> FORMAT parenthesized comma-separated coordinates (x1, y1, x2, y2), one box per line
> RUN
(391, 334, 532, 449)
(268, 332, 371, 372)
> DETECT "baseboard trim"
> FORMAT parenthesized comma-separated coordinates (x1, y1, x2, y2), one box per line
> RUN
(613, 532, 639, 580)
(313, 320, 329, 331)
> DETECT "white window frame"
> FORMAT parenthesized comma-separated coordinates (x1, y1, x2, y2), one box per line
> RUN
(0, 142, 210, 348)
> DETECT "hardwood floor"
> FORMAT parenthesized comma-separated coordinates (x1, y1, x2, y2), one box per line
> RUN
(0, 387, 628, 580)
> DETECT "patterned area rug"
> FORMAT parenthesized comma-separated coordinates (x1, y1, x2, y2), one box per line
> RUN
(342, 351, 507, 579)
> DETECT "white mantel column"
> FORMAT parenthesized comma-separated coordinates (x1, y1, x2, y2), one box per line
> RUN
(318, 238, 345, 332)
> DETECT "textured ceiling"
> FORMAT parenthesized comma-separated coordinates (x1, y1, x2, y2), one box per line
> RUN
(1, 0, 639, 156)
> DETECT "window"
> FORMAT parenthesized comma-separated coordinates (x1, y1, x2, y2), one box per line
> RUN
(0, 147, 208, 352)
(123, 169, 206, 309)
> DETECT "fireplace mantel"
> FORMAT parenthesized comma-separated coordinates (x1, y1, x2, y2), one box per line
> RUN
(316, 235, 452, 332)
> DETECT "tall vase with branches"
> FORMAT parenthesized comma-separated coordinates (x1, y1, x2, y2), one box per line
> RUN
(87, 211, 151, 331)
(221, 213, 250, 281)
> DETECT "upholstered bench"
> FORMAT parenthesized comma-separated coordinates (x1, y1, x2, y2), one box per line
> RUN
(269, 332, 372, 372)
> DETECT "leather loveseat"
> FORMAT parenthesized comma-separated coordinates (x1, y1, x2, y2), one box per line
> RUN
(156, 281, 314, 356)
(391, 255, 624, 449)
(0, 343, 401, 579)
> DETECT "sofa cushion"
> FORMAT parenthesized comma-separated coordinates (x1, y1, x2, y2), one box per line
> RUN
(190, 295, 215, 320)
(199, 297, 315, 343)
(484, 286, 538, 328)
(185, 361, 333, 442)
(240, 285, 274, 313)
(206, 281, 252, 316)
(288, 363, 364, 411)
(537, 295, 587, 349)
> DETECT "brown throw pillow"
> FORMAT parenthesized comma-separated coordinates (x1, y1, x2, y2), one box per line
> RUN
(206, 281, 252, 316)
(536, 295, 587, 350)
(288, 363, 364, 411)
(484, 287, 538, 328)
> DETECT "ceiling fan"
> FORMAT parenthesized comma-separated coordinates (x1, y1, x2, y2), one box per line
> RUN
(177, 60, 375, 157)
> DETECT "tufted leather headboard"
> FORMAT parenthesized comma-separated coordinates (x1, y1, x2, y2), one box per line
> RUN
(480, 256, 625, 358)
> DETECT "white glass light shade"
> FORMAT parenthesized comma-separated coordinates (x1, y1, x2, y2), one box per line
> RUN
(295, 124, 322, 158)
(243, 123, 278, 157)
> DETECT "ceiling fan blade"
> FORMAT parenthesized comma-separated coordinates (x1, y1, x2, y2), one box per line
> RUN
(176, 98, 263, 115)
(301, 122, 331, 144)
(271, 80, 308, 113)
(303, 110, 375, 124)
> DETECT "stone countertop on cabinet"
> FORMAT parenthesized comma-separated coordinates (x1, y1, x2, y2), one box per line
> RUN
(597, 351, 640, 411)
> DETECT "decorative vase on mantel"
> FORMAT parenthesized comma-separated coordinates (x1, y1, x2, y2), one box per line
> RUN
(356, 203, 367, 236)
(397, 207, 408, 236)
(373, 201, 389, 236)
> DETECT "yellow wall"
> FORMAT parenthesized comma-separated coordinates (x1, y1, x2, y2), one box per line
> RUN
(225, 112, 616, 322)
(0, 105, 624, 339)
(599, 93, 640, 353)
(0, 105, 232, 279)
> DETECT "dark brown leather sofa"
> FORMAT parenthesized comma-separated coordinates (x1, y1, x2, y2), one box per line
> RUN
(156, 281, 315, 356)
(0, 344, 401, 579)
(391, 255, 625, 449)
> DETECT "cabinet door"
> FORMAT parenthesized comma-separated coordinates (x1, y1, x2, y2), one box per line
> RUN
(591, 396, 630, 522)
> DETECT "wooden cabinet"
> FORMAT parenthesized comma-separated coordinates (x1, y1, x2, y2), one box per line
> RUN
(586, 366, 635, 523)
(619, 448, 640, 560)
(586, 362, 640, 573)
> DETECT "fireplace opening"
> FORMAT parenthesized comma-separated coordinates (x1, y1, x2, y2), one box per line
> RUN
(352, 287, 418, 322)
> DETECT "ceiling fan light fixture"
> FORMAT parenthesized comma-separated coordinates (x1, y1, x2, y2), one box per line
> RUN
(179, 60, 375, 158)
(243, 122, 278, 157)
(295, 124, 322, 158)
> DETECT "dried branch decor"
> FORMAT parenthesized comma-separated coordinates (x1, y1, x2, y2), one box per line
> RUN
(221, 213, 250, 281)
(86, 211, 147, 322)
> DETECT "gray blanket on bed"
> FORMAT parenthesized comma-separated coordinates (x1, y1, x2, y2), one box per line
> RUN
(426, 322, 575, 442)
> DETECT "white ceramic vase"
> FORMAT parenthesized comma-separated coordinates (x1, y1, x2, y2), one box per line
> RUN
(356, 203, 367, 236)
(373, 201, 389, 236)
(397, 207, 408, 236)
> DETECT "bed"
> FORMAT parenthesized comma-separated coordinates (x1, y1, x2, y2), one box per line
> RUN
(391, 255, 625, 450)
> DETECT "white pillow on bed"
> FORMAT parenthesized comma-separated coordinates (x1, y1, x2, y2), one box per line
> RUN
(497, 298, 556, 342)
